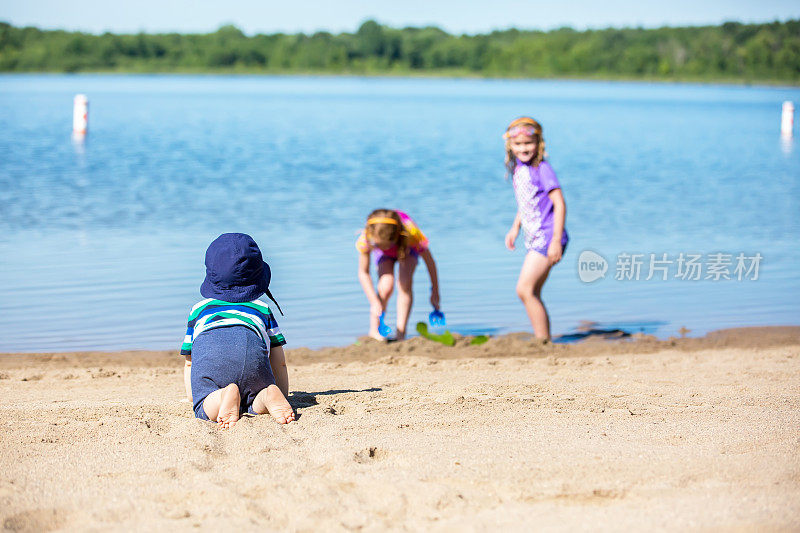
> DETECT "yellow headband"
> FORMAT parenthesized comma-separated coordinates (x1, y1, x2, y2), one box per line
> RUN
(367, 217, 399, 226)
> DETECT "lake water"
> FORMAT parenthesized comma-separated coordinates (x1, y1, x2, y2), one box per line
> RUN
(1, 75, 798, 352)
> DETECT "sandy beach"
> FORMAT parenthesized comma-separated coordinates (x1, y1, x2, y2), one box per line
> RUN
(1, 326, 799, 531)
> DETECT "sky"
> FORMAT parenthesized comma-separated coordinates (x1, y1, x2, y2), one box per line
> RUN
(2, 0, 800, 35)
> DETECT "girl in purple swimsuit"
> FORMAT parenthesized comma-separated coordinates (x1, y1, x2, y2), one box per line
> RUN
(503, 117, 568, 340)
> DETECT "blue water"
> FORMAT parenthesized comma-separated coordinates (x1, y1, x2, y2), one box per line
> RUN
(0, 75, 798, 352)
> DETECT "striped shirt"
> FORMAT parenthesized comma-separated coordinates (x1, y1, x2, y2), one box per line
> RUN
(180, 298, 286, 357)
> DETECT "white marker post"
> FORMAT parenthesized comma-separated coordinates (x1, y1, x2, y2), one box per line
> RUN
(73, 94, 88, 136)
(781, 101, 794, 138)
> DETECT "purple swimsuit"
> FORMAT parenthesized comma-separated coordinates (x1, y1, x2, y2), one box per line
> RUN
(512, 160, 568, 256)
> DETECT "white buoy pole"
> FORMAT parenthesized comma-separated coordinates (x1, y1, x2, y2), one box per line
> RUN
(781, 101, 794, 138)
(73, 94, 88, 136)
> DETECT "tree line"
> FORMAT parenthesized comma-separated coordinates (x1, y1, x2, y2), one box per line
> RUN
(1, 19, 798, 82)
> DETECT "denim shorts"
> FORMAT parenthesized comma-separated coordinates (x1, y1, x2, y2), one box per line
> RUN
(191, 326, 276, 420)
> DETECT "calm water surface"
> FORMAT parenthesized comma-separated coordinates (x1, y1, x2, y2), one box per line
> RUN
(0, 75, 798, 351)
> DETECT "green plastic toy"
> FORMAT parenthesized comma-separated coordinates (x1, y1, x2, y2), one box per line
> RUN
(469, 335, 489, 345)
(415, 322, 455, 347)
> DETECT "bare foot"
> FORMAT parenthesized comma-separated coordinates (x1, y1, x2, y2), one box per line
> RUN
(216, 383, 240, 430)
(253, 384, 296, 424)
(367, 330, 388, 342)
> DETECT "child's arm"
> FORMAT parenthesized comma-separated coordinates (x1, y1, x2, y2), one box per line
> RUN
(183, 356, 192, 402)
(357, 252, 383, 318)
(505, 211, 522, 250)
(547, 188, 567, 264)
(269, 345, 289, 398)
(419, 248, 441, 309)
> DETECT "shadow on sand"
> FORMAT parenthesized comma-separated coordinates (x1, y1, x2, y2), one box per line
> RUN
(288, 388, 382, 415)
(553, 320, 669, 343)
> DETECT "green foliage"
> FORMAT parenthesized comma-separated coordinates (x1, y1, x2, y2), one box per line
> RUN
(0, 19, 798, 82)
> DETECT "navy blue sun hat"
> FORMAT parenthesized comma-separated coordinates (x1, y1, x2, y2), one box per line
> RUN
(200, 233, 283, 314)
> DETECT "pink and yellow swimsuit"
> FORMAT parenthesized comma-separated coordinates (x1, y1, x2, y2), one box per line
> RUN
(355, 210, 429, 263)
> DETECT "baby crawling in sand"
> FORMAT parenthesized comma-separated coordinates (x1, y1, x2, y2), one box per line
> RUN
(180, 233, 295, 428)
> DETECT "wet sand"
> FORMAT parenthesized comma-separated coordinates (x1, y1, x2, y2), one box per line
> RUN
(1, 326, 799, 531)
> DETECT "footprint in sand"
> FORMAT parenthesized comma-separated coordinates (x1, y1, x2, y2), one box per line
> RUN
(354, 446, 388, 463)
(3, 508, 65, 532)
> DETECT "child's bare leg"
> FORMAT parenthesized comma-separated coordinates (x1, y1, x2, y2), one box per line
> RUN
(202, 383, 240, 429)
(369, 260, 395, 340)
(516, 252, 553, 339)
(253, 384, 295, 424)
(268, 345, 289, 398)
(183, 356, 193, 403)
(395, 255, 418, 340)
